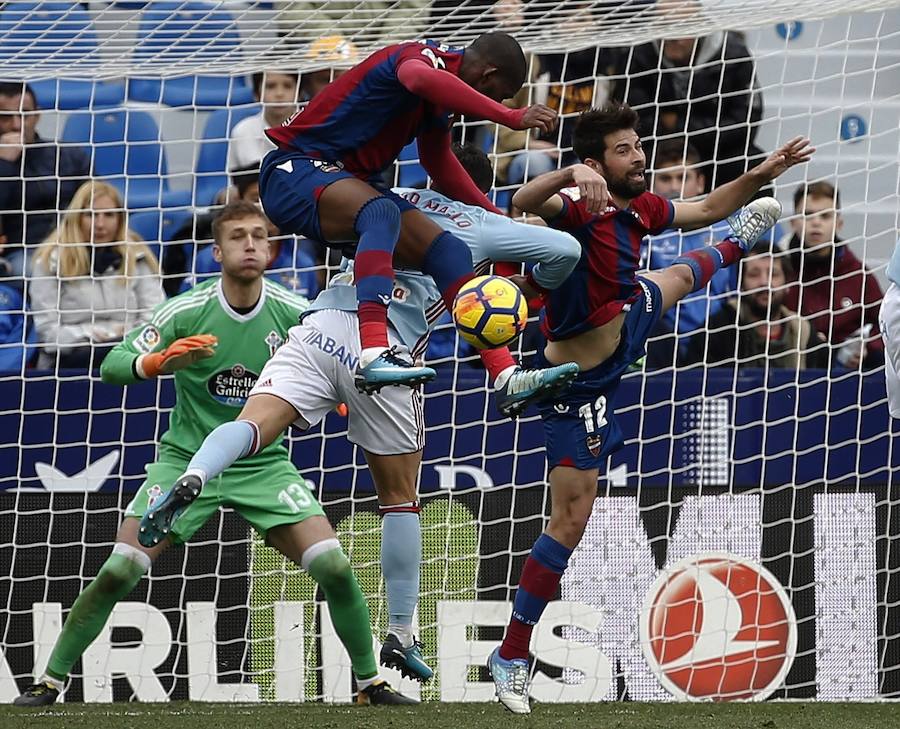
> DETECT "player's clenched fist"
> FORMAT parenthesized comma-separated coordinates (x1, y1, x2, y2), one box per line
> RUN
(514, 104, 558, 134)
(138, 334, 218, 377)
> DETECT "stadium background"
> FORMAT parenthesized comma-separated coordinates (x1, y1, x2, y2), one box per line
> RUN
(0, 0, 898, 709)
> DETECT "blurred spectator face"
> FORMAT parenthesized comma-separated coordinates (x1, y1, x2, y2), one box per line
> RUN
(741, 254, 786, 318)
(80, 193, 121, 245)
(213, 214, 270, 282)
(301, 69, 344, 100)
(260, 72, 299, 123)
(596, 129, 647, 199)
(492, 0, 525, 32)
(791, 193, 843, 259)
(301, 35, 358, 101)
(0, 90, 38, 145)
(652, 159, 705, 200)
(661, 38, 698, 65)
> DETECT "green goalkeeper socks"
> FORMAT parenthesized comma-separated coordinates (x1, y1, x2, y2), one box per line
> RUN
(306, 543, 378, 681)
(45, 547, 149, 682)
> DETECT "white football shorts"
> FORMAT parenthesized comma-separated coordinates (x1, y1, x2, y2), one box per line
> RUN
(879, 282, 900, 418)
(250, 309, 425, 454)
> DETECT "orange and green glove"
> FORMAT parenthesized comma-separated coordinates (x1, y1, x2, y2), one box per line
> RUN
(137, 334, 218, 378)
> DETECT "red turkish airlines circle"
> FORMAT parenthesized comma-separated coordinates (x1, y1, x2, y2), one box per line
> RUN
(640, 552, 797, 701)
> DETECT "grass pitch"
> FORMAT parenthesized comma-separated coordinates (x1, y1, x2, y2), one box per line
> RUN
(3, 702, 900, 729)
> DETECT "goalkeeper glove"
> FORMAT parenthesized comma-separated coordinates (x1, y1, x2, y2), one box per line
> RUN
(136, 334, 218, 378)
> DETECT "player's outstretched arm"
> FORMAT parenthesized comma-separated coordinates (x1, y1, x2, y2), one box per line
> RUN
(672, 136, 815, 231)
(396, 59, 556, 133)
(512, 164, 609, 220)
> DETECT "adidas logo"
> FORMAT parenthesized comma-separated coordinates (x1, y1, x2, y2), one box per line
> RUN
(257, 378, 272, 388)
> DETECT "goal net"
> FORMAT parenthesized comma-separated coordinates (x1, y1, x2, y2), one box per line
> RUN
(1, 0, 898, 705)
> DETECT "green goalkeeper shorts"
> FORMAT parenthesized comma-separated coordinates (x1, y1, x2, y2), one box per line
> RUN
(124, 457, 325, 544)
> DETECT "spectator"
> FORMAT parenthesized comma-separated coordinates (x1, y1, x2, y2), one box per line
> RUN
(684, 242, 825, 369)
(299, 35, 360, 102)
(275, 1, 419, 48)
(0, 82, 90, 288)
(781, 181, 884, 370)
(477, 2, 548, 184)
(528, 45, 615, 169)
(30, 181, 163, 369)
(228, 70, 300, 173)
(612, 2, 763, 188)
(0, 282, 37, 372)
(642, 139, 736, 368)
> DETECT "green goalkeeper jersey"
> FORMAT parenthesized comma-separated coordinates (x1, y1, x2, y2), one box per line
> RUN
(101, 277, 308, 464)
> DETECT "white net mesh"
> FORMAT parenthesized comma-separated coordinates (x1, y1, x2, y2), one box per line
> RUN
(1, 0, 899, 706)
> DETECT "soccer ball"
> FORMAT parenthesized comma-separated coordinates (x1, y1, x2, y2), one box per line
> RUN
(452, 275, 529, 349)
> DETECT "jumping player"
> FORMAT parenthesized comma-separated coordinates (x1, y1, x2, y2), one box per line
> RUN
(261, 32, 563, 400)
(137, 146, 582, 684)
(13, 202, 414, 707)
(486, 103, 814, 713)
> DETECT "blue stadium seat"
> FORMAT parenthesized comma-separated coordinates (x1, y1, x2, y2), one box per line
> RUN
(397, 141, 427, 188)
(492, 189, 513, 213)
(30, 78, 126, 111)
(128, 209, 193, 243)
(128, 1, 251, 107)
(0, 1, 124, 111)
(194, 104, 260, 206)
(61, 109, 190, 209)
(0, 2, 97, 66)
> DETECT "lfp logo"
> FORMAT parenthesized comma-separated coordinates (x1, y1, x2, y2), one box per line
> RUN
(640, 553, 797, 701)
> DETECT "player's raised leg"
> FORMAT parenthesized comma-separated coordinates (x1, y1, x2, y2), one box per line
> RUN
(642, 196, 783, 313)
(264, 516, 417, 704)
(138, 392, 296, 547)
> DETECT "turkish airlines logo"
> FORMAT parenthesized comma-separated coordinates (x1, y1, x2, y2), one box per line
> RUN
(640, 553, 797, 701)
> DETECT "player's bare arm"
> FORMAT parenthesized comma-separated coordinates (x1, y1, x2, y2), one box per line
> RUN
(512, 164, 610, 220)
(672, 136, 815, 230)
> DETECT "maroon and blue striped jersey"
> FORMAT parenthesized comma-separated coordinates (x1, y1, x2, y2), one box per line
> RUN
(266, 41, 462, 177)
(542, 189, 675, 341)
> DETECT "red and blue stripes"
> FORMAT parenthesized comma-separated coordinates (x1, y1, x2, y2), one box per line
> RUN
(500, 533, 573, 660)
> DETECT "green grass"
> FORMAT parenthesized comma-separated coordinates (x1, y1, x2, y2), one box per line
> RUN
(3, 702, 900, 729)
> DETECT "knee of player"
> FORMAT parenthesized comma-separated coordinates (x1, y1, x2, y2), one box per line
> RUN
(95, 543, 152, 595)
(557, 234, 582, 267)
(550, 497, 594, 537)
(672, 262, 698, 292)
(354, 195, 402, 236)
(303, 540, 354, 593)
(426, 229, 474, 270)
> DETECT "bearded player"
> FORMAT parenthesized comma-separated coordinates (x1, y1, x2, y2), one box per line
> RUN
(486, 103, 814, 713)
(13, 202, 414, 707)
(137, 145, 582, 684)
(261, 33, 574, 408)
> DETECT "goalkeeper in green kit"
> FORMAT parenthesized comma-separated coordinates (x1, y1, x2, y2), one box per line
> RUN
(14, 201, 414, 707)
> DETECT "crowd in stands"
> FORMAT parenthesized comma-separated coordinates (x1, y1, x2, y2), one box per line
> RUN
(0, 0, 887, 375)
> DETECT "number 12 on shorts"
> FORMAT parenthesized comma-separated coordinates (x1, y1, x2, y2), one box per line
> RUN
(578, 395, 608, 433)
